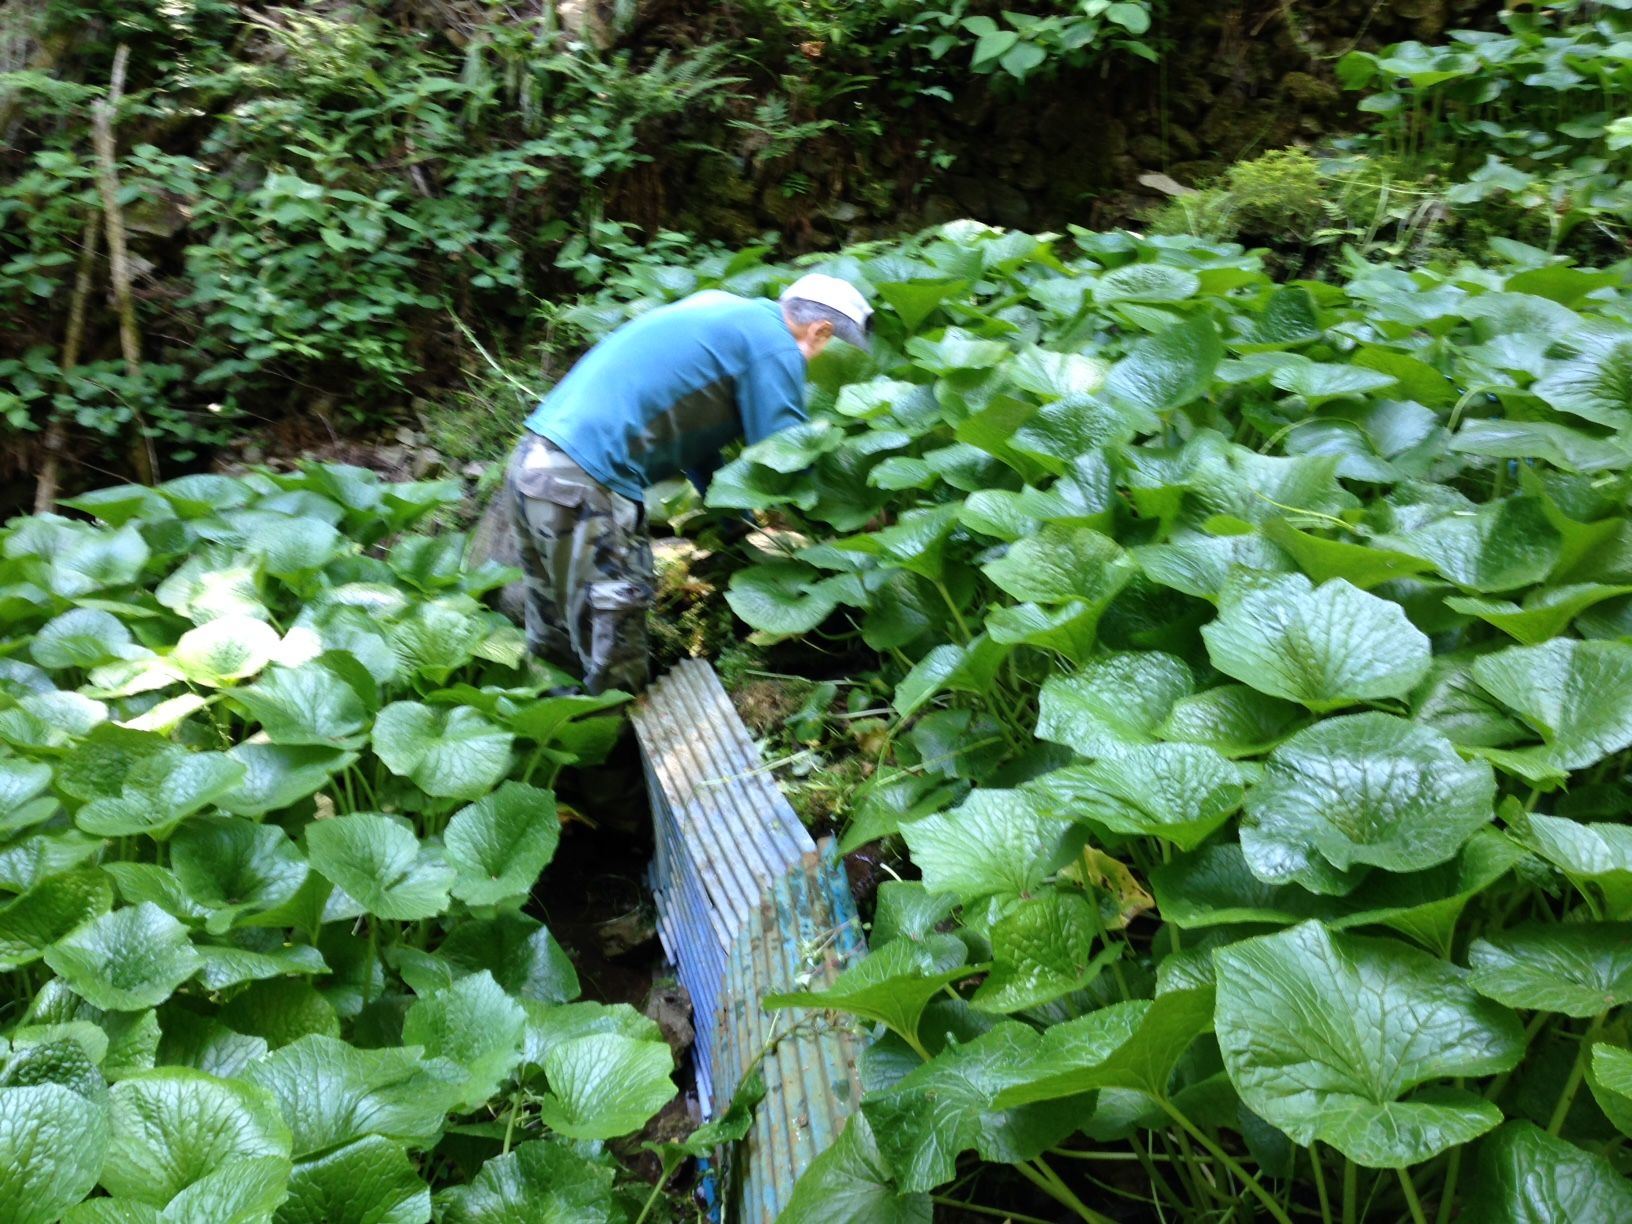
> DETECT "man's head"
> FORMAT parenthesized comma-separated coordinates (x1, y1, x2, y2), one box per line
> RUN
(780, 274, 872, 361)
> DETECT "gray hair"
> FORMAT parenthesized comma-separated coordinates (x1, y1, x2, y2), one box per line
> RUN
(782, 296, 869, 349)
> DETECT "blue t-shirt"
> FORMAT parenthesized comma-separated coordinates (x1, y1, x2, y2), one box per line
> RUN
(523, 291, 807, 501)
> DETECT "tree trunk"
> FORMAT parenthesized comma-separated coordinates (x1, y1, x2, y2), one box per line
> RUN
(33, 216, 101, 513)
(90, 43, 159, 487)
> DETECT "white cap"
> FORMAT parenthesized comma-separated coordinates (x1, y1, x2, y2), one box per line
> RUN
(780, 273, 873, 348)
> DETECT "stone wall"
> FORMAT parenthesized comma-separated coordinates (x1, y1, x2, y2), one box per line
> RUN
(613, 0, 1501, 250)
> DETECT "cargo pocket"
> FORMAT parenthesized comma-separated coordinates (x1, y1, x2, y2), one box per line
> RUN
(585, 578, 651, 696)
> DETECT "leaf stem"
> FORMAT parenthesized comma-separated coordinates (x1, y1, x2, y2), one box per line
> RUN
(1434, 1127, 1463, 1224)
(1311, 1142, 1334, 1224)
(1397, 1167, 1428, 1224)
(1342, 1156, 1358, 1224)
(1156, 1098, 1294, 1224)
(1548, 1013, 1604, 1136)
(633, 1158, 683, 1224)
(501, 1088, 523, 1155)
(1016, 1156, 1116, 1224)
(930, 1195, 1059, 1224)
(933, 580, 972, 643)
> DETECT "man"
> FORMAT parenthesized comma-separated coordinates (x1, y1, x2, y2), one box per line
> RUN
(507, 273, 873, 695)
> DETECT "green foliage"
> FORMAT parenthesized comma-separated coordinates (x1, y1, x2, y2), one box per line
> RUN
(613, 220, 1632, 1219)
(1340, 1, 1632, 257)
(0, 462, 710, 1216)
(737, 0, 1155, 102)
(0, 2, 742, 465)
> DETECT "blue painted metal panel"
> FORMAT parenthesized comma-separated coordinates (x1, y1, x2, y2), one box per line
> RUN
(633, 660, 868, 1223)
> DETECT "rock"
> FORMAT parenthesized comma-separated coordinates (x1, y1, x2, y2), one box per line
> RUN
(642, 980, 694, 1059)
(556, 0, 643, 50)
(468, 487, 525, 624)
(1138, 172, 1197, 197)
(595, 904, 657, 958)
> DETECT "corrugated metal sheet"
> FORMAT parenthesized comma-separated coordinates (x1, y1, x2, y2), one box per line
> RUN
(714, 845, 866, 1224)
(633, 659, 867, 1222)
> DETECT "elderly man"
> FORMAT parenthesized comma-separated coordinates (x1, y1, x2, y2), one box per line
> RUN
(507, 273, 872, 695)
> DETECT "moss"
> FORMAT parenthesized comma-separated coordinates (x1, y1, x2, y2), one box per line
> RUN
(784, 752, 874, 834)
(715, 638, 768, 693)
(1281, 71, 1339, 111)
(1224, 147, 1324, 240)
(730, 676, 810, 737)
(1146, 186, 1234, 241)
(648, 542, 736, 670)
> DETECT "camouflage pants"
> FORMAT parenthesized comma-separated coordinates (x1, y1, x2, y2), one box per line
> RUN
(506, 432, 655, 695)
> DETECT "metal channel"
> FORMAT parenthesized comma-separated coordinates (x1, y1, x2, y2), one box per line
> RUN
(634, 660, 870, 1223)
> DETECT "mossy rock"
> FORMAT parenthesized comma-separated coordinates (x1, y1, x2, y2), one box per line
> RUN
(468, 486, 525, 625)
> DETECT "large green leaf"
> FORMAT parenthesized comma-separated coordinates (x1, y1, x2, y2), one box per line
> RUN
(1467, 923, 1632, 1018)
(1044, 743, 1244, 850)
(778, 1114, 931, 1224)
(1269, 359, 1398, 407)
(1513, 814, 1632, 919)
(1446, 583, 1632, 645)
(1243, 713, 1494, 880)
(1152, 841, 1340, 931)
(439, 913, 580, 1004)
(45, 904, 201, 1011)
(0, 1082, 109, 1224)
(1157, 684, 1304, 756)
(990, 989, 1214, 1105)
(1533, 336, 1632, 428)
(32, 608, 142, 671)
(193, 943, 326, 993)
(1202, 574, 1430, 710)
(1213, 922, 1524, 1167)
(969, 891, 1117, 1013)
(765, 936, 974, 1052)
(389, 600, 488, 681)
(901, 789, 1065, 901)
(434, 1140, 615, 1224)
(533, 1033, 676, 1140)
(1103, 312, 1222, 416)
(229, 662, 372, 748)
(243, 1035, 463, 1158)
(170, 816, 308, 934)
(1471, 639, 1632, 773)
(101, 1068, 291, 1205)
(1589, 1045, 1632, 1139)
(1465, 1121, 1632, 1222)
(981, 524, 1134, 604)
(216, 744, 355, 819)
(244, 516, 345, 578)
(1261, 519, 1429, 590)
(372, 702, 513, 801)
(74, 747, 245, 839)
(49, 525, 151, 598)
(0, 755, 55, 831)
(1036, 651, 1195, 756)
(70, 1157, 290, 1224)
(444, 782, 560, 906)
(280, 1135, 429, 1224)
(876, 277, 970, 331)
(170, 617, 281, 687)
(1095, 263, 1200, 304)
(306, 813, 453, 921)
(402, 972, 526, 1109)
(520, 1000, 662, 1070)
(1376, 495, 1561, 593)
(1453, 419, 1632, 474)
(0, 868, 113, 966)
(862, 1021, 1094, 1192)
(890, 634, 1009, 719)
